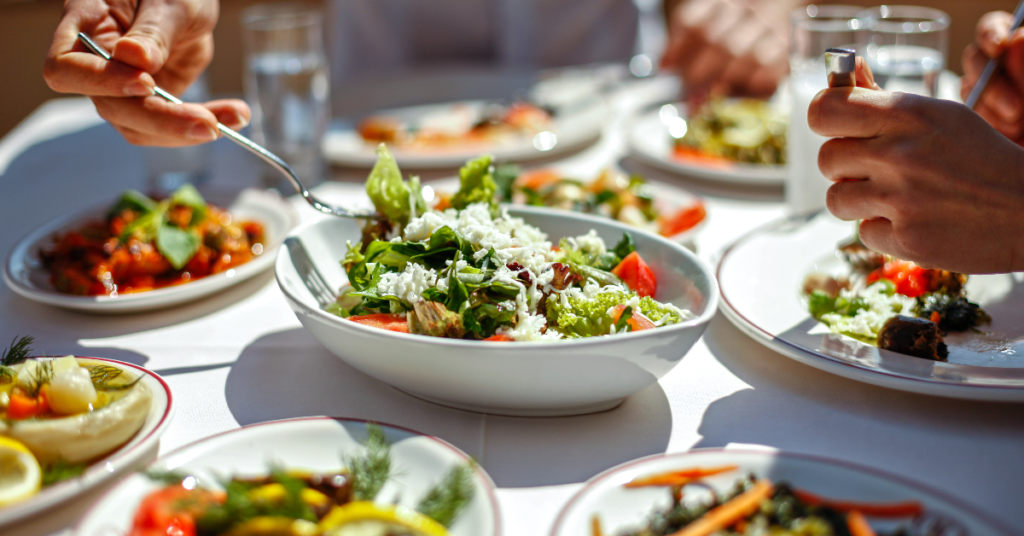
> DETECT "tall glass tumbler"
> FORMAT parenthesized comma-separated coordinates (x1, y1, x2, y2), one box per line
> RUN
(787, 5, 864, 215)
(242, 3, 330, 192)
(860, 6, 949, 98)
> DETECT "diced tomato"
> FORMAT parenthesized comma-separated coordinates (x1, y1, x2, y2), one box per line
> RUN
(866, 260, 930, 298)
(659, 202, 706, 237)
(131, 486, 222, 536)
(611, 252, 657, 298)
(610, 304, 657, 332)
(6, 389, 49, 420)
(516, 169, 561, 191)
(482, 334, 514, 342)
(347, 313, 410, 333)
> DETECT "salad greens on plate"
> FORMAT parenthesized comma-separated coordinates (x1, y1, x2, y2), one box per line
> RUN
(326, 145, 692, 342)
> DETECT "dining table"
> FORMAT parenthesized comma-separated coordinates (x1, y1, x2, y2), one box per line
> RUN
(2, 74, 1022, 536)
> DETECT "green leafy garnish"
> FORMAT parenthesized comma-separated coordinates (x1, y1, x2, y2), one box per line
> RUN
(546, 291, 682, 338)
(492, 163, 520, 202)
(614, 306, 634, 333)
(347, 423, 392, 501)
(450, 155, 496, 211)
(1, 335, 34, 367)
(107, 190, 157, 218)
(366, 144, 426, 226)
(156, 224, 201, 270)
(144, 469, 189, 486)
(41, 460, 88, 486)
(416, 462, 476, 527)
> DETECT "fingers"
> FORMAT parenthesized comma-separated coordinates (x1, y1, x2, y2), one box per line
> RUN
(808, 87, 903, 138)
(204, 99, 252, 130)
(854, 56, 880, 90)
(91, 96, 222, 147)
(44, 3, 158, 97)
(818, 137, 883, 182)
(976, 10, 1013, 58)
(825, 180, 893, 222)
(857, 218, 901, 259)
(113, 0, 215, 74)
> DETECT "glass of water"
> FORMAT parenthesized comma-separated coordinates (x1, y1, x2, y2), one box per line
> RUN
(859, 5, 948, 98)
(242, 3, 330, 192)
(786, 5, 864, 215)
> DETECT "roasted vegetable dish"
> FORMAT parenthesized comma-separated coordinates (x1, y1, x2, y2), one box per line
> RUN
(130, 424, 474, 536)
(436, 167, 706, 239)
(358, 101, 551, 150)
(672, 98, 786, 166)
(326, 145, 694, 341)
(595, 465, 934, 536)
(0, 336, 152, 507)
(803, 232, 990, 360)
(40, 185, 265, 296)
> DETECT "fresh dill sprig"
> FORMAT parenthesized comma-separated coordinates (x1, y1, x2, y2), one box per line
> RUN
(346, 423, 392, 501)
(1, 335, 34, 366)
(20, 360, 53, 398)
(416, 462, 476, 527)
(86, 364, 143, 391)
(42, 460, 88, 486)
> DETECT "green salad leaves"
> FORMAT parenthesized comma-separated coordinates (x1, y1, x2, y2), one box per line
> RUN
(112, 184, 210, 270)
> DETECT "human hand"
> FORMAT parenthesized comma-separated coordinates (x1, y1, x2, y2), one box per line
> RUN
(810, 71, 1024, 274)
(43, 0, 250, 146)
(961, 10, 1024, 146)
(661, 0, 791, 98)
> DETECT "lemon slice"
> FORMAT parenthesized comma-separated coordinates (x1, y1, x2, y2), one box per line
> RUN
(0, 436, 42, 506)
(319, 501, 449, 536)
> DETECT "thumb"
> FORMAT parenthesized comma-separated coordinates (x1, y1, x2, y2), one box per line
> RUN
(111, 0, 190, 73)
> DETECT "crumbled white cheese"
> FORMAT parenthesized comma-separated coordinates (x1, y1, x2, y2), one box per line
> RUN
(376, 263, 437, 304)
(568, 230, 607, 256)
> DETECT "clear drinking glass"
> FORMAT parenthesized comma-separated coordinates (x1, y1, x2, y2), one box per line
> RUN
(859, 5, 949, 98)
(242, 3, 330, 192)
(786, 5, 864, 215)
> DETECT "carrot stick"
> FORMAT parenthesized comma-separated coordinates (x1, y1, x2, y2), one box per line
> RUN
(625, 466, 737, 488)
(670, 479, 774, 536)
(847, 511, 879, 536)
(591, 515, 604, 536)
(792, 489, 923, 518)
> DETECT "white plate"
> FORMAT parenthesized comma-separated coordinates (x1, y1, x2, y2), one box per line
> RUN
(422, 176, 707, 248)
(74, 417, 501, 536)
(0, 357, 173, 526)
(323, 98, 606, 168)
(551, 449, 1012, 536)
(277, 206, 717, 416)
(4, 188, 299, 313)
(627, 102, 786, 186)
(717, 211, 1024, 401)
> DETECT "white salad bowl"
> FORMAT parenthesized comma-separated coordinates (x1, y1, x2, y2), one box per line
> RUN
(275, 206, 717, 416)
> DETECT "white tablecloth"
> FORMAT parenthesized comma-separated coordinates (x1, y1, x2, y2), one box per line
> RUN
(2, 88, 1022, 536)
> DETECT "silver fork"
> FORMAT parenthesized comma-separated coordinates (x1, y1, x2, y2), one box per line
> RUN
(76, 32, 379, 220)
(285, 237, 337, 308)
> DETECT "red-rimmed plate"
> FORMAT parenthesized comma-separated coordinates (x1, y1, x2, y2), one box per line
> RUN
(74, 417, 501, 536)
(551, 448, 1012, 536)
(0, 357, 173, 526)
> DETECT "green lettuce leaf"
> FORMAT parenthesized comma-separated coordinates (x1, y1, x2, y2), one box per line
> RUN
(107, 190, 157, 219)
(366, 144, 426, 225)
(546, 291, 682, 338)
(451, 155, 496, 210)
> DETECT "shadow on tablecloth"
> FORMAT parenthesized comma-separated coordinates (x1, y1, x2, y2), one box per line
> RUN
(694, 312, 1024, 525)
(225, 327, 672, 487)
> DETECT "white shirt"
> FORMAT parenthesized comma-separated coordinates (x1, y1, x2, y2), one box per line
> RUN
(326, 0, 640, 87)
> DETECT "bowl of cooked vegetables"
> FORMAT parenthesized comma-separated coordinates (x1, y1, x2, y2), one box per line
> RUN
(276, 146, 717, 416)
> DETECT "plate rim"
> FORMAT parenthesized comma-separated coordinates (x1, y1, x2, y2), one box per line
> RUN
(3, 188, 299, 313)
(276, 205, 720, 349)
(0, 356, 173, 525)
(549, 447, 1015, 536)
(626, 101, 786, 186)
(71, 415, 502, 536)
(715, 213, 1024, 401)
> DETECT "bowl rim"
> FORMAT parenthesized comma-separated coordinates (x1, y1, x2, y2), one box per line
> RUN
(276, 204, 719, 348)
